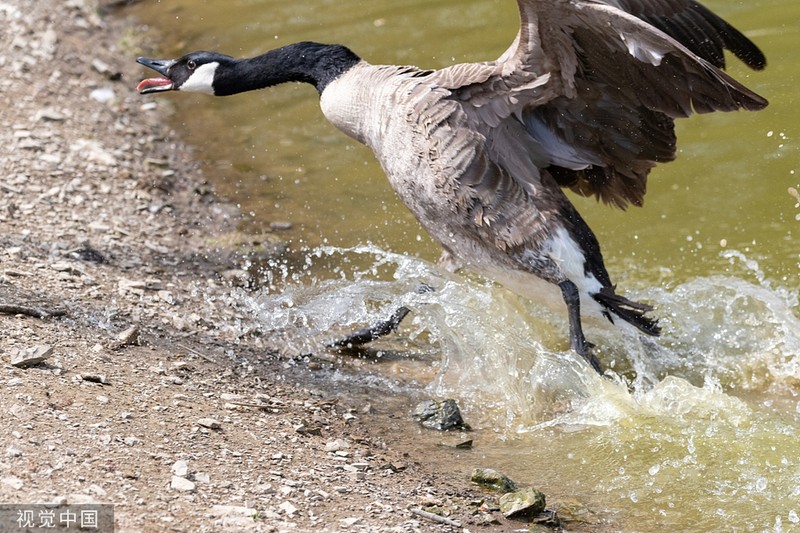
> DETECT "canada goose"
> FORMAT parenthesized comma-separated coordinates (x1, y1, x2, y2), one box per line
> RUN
(137, 0, 766, 373)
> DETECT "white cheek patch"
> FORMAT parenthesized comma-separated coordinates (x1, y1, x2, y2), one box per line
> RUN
(179, 62, 219, 94)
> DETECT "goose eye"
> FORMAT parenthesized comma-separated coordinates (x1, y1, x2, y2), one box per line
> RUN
(187, 59, 197, 70)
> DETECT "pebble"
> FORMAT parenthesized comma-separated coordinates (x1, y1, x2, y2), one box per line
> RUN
(470, 468, 518, 493)
(278, 501, 298, 516)
(325, 438, 350, 452)
(115, 325, 140, 348)
(10, 345, 53, 368)
(7, 447, 23, 458)
(269, 220, 293, 231)
(2, 476, 24, 490)
(88, 484, 106, 497)
(209, 505, 256, 518)
(411, 399, 469, 431)
(81, 374, 109, 384)
(89, 87, 115, 104)
(170, 475, 196, 492)
(197, 418, 221, 430)
(171, 460, 189, 477)
(35, 108, 66, 122)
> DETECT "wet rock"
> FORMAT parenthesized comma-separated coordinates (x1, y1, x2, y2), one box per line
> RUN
(499, 487, 546, 519)
(555, 498, 599, 525)
(269, 220, 293, 231)
(10, 345, 53, 368)
(470, 468, 518, 493)
(411, 399, 469, 431)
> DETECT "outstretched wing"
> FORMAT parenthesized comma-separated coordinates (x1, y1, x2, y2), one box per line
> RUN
(446, 0, 768, 208)
(603, 0, 766, 70)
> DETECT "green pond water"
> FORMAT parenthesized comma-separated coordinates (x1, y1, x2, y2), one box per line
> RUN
(131, 1, 800, 530)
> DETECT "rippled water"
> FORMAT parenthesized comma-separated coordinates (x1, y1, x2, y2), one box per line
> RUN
(131, 0, 800, 530)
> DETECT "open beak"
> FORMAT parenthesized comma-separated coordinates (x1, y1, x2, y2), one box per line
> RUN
(136, 57, 176, 94)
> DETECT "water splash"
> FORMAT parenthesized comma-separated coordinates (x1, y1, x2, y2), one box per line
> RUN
(215, 244, 800, 532)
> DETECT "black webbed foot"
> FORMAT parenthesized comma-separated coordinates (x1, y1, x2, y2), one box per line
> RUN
(327, 306, 411, 348)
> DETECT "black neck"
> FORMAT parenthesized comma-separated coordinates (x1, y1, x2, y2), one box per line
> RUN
(213, 42, 361, 96)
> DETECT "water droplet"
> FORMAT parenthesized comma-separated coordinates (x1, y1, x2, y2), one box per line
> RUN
(755, 477, 768, 492)
(788, 510, 799, 524)
(648, 464, 660, 476)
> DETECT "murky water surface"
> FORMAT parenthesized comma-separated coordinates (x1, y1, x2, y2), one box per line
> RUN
(132, 1, 799, 530)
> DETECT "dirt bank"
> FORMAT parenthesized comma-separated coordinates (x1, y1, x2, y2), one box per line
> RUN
(0, 1, 600, 531)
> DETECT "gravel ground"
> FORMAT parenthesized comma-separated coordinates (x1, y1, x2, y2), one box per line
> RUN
(0, 1, 601, 532)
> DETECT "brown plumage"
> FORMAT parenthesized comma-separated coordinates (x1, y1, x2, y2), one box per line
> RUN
(137, 0, 767, 373)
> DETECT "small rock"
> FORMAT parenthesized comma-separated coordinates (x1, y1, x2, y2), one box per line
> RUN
(341, 517, 362, 527)
(36, 108, 66, 122)
(91, 58, 111, 75)
(471, 468, 518, 493)
(269, 220, 293, 231)
(209, 505, 256, 518)
(10, 345, 53, 368)
(170, 475, 195, 492)
(1, 476, 24, 490)
(411, 399, 469, 431)
(194, 472, 210, 484)
(278, 501, 298, 516)
(81, 374, 109, 385)
(113, 325, 139, 349)
(325, 439, 350, 452)
(6, 447, 23, 458)
(171, 460, 189, 477)
(499, 487, 546, 519)
(89, 87, 116, 103)
(197, 418, 221, 430)
(220, 393, 244, 402)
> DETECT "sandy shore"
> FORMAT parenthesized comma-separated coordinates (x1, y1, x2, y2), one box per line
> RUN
(0, 1, 599, 531)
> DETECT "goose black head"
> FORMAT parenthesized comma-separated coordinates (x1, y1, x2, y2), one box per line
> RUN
(137, 51, 234, 95)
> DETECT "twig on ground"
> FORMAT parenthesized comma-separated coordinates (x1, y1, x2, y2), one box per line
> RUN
(408, 507, 462, 528)
(0, 304, 66, 319)
(177, 342, 218, 364)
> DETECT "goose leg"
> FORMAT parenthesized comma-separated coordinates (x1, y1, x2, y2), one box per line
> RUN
(559, 280, 603, 374)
